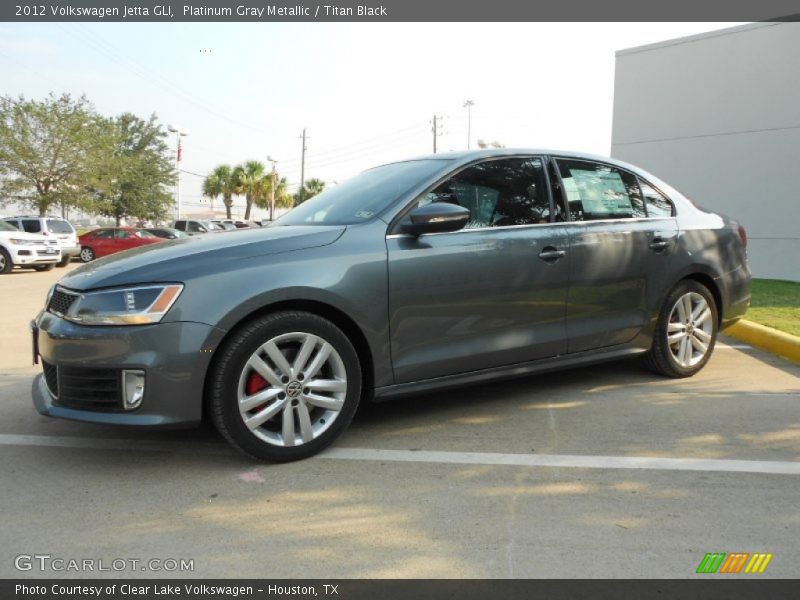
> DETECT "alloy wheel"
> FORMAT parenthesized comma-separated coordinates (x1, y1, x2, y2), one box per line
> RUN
(80, 248, 94, 262)
(667, 292, 713, 368)
(236, 332, 347, 447)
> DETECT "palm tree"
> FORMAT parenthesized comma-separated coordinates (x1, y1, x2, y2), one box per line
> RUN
(252, 174, 293, 220)
(293, 178, 326, 206)
(202, 165, 237, 219)
(233, 160, 266, 221)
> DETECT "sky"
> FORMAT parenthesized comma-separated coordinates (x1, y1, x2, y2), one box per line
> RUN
(0, 22, 742, 219)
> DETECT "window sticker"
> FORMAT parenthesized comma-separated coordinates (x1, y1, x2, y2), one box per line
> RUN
(570, 169, 633, 214)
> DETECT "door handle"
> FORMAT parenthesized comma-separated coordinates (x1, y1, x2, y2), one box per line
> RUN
(649, 238, 670, 251)
(538, 247, 566, 262)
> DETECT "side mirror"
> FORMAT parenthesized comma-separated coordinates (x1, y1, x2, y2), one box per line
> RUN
(198, 226, 207, 233)
(402, 203, 470, 236)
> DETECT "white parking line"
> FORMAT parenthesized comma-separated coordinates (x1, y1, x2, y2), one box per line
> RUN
(320, 448, 800, 475)
(1, 433, 799, 475)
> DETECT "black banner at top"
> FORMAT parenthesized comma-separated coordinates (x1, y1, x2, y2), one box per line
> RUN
(2, 0, 800, 22)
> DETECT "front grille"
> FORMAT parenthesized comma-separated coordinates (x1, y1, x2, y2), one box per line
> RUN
(52, 365, 124, 411)
(42, 361, 58, 397)
(48, 288, 78, 316)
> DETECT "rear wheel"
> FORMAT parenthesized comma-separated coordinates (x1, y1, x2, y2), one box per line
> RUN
(644, 280, 718, 378)
(56, 256, 71, 267)
(33, 264, 55, 272)
(209, 311, 362, 462)
(79, 247, 95, 262)
(0, 248, 12, 274)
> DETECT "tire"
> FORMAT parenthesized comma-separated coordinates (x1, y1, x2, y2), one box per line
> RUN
(79, 247, 95, 262)
(56, 256, 71, 267)
(33, 264, 55, 272)
(643, 280, 718, 378)
(209, 311, 362, 462)
(0, 248, 12, 274)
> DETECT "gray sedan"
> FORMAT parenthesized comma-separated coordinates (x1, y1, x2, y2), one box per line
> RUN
(31, 149, 751, 461)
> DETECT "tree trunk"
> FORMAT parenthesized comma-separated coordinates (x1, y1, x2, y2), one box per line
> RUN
(224, 195, 232, 219)
(244, 193, 253, 221)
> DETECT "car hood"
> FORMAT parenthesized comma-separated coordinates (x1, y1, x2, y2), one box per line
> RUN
(60, 225, 346, 291)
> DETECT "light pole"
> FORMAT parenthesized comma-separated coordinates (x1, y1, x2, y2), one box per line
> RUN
(168, 125, 188, 220)
(463, 100, 474, 150)
(267, 156, 278, 222)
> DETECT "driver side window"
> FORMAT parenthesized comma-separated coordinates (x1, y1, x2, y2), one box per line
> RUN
(418, 157, 551, 229)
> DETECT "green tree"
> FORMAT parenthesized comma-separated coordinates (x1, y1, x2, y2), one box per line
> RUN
(0, 93, 104, 216)
(252, 174, 293, 220)
(88, 113, 175, 225)
(233, 160, 265, 221)
(293, 178, 326, 206)
(203, 164, 237, 219)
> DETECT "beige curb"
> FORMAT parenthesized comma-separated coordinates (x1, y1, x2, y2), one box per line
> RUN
(724, 319, 800, 365)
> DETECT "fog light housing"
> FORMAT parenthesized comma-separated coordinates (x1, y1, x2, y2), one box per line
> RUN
(122, 370, 145, 410)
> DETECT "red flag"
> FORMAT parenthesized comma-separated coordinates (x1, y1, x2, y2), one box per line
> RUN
(177, 139, 182, 162)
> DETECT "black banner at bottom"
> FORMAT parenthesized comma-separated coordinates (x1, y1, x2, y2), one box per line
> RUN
(4, 579, 799, 600)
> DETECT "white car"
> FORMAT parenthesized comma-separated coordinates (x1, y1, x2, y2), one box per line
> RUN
(1, 215, 79, 267)
(0, 220, 61, 273)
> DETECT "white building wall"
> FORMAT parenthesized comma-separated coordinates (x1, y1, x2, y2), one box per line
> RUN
(611, 22, 800, 281)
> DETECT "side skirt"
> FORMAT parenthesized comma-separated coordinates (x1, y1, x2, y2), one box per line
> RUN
(373, 341, 650, 402)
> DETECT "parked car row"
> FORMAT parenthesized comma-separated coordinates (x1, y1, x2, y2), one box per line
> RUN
(0, 214, 271, 273)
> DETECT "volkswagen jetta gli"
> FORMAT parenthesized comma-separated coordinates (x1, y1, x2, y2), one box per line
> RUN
(31, 150, 751, 461)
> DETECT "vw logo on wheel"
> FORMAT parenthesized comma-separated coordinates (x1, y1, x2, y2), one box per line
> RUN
(285, 381, 303, 398)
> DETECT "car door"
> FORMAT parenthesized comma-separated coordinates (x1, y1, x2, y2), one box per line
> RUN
(387, 156, 570, 383)
(87, 229, 114, 257)
(551, 157, 679, 353)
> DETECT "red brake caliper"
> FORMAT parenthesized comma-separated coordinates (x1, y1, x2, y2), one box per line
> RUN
(246, 372, 269, 412)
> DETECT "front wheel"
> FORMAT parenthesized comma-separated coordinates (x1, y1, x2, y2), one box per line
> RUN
(33, 264, 55, 272)
(208, 311, 362, 462)
(644, 280, 718, 378)
(79, 247, 95, 262)
(0, 248, 12, 274)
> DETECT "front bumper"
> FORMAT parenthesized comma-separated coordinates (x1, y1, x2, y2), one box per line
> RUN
(11, 246, 60, 265)
(32, 311, 226, 428)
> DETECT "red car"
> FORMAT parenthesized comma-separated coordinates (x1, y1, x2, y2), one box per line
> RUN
(78, 227, 164, 262)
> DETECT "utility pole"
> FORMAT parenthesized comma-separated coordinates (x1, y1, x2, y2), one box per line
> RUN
(431, 115, 443, 153)
(168, 125, 188, 220)
(299, 128, 308, 200)
(463, 100, 474, 149)
(267, 156, 278, 222)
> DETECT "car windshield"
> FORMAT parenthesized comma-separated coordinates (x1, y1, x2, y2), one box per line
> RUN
(0, 221, 19, 232)
(46, 219, 74, 234)
(275, 159, 452, 226)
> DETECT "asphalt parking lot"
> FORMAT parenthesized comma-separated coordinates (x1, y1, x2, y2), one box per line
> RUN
(1, 266, 798, 579)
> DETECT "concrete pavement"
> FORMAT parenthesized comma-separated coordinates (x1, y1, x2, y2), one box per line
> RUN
(1, 265, 798, 578)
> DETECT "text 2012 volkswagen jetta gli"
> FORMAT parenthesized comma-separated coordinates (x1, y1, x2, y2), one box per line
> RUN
(32, 150, 751, 461)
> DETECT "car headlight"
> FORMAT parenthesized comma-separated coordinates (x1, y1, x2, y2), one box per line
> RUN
(60, 284, 184, 325)
(9, 238, 33, 246)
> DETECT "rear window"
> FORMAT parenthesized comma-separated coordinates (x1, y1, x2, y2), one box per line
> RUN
(46, 219, 75, 234)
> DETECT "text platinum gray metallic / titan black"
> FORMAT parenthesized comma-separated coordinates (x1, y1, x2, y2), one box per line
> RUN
(31, 149, 751, 461)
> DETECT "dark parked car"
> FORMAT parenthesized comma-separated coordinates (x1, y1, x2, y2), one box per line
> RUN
(173, 219, 225, 235)
(144, 227, 189, 240)
(78, 227, 164, 262)
(32, 150, 750, 461)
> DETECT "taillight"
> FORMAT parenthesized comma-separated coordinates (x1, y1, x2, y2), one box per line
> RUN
(737, 225, 747, 248)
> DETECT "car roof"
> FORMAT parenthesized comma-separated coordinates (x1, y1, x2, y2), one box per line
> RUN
(403, 148, 645, 171)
